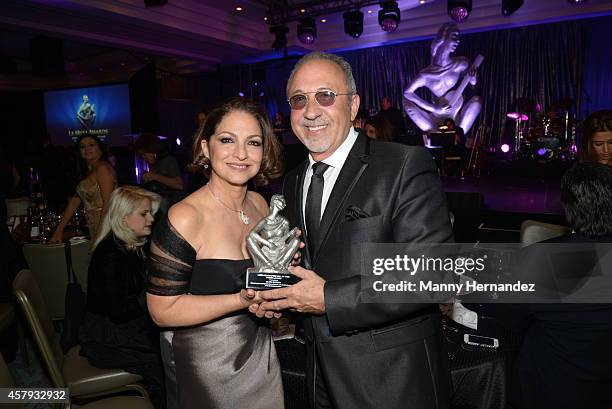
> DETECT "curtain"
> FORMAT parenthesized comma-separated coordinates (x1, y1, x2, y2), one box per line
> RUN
(340, 20, 587, 145)
(229, 18, 607, 146)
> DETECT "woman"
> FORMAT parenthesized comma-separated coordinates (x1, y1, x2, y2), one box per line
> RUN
(364, 115, 394, 141)
(51, 134, 116, 243)
(146, 98, 284, 409)
(79, 186, 163, 407)
(579, 109, 612, 166)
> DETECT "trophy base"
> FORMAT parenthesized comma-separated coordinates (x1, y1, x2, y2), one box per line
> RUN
(246, 268, 298, 289)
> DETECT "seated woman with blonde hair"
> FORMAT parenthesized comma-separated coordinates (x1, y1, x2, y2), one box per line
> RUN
(79, 185, 164, 408)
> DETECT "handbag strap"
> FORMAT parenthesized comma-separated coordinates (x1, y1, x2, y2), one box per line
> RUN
(63, 241, 79, 285)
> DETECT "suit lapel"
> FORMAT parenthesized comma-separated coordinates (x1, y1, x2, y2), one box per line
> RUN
(315, 134, 370, 264)
(291, 161, 312, 268)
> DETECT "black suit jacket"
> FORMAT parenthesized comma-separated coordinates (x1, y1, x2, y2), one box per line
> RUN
(86, 234, 148, 324)
(507, 233, 612, 409)
(283, 133, 454, 409)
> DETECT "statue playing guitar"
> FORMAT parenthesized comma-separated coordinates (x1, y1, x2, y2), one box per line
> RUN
(404, 23, 483, 135)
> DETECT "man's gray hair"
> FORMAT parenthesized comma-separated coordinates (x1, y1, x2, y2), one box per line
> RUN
(286, 51, 357, 99)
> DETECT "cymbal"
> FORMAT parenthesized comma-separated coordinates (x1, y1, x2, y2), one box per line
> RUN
(507, 112, 529, 121)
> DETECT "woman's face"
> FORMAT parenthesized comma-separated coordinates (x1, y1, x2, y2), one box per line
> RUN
(79, 136, 102, 163)
(201, 110, 264, 186)
(591, 131, 612, 165)
(124, 198, 155, 237)
(365, 124, 377, 140)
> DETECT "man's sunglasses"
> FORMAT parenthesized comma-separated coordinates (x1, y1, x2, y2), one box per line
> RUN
(288, 90, 353, 110)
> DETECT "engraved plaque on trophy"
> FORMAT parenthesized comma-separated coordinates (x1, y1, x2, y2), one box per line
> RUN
(246, 195, 300, 289)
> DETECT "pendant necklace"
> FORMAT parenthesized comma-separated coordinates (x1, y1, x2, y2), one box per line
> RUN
(207, 183, 250, 225)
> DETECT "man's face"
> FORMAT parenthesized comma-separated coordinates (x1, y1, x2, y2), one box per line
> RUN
(382, 99, 391, 111)
(288, 59, 360, 161)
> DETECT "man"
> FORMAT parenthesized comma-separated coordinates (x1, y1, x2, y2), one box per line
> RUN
(251, 51, 454, 409)
(505, 162, 612, 409)
(378, 97, 405, 139)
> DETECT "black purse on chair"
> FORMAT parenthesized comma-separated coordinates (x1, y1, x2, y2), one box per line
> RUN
(60, 240, 86, 353)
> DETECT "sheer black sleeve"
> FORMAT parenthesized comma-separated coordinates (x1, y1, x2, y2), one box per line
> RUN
(146, 216, 196, 296)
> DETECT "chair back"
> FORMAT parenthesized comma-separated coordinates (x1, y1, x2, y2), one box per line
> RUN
(5, 197, 29, 219)
(520, 220, 571, 247)
(12, 269, 65, 388)
(0, 353, 23, 409)
(23, 240, 91, 320)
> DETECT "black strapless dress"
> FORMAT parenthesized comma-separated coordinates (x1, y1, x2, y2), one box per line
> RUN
(147, 218, 284, 409)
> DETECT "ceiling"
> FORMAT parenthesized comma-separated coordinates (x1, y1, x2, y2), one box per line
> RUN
(1, 0, 612, 89)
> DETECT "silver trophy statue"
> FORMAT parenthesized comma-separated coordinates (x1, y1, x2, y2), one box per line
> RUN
(404, 23, 483, 135)
(245, 195, 300, 289)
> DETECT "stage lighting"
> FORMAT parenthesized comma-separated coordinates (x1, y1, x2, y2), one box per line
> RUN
(378, 1, 400, 32)
(297, 18, 317, 45)
(448, 0, 472, 22)
(343, 10, 364, 38)
(502, 0, 523, 16)
(500, 144, 510, 153)
(568, 0, 587, 3)
(144, 0, 167, 6)
(270, 25, 289, 51)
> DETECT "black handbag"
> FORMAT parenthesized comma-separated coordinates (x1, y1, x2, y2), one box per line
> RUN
(60, 240, 87, 353)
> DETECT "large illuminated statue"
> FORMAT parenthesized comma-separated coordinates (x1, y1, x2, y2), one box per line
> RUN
(77, 95, 96, 129)
(404, 23, 482, 134)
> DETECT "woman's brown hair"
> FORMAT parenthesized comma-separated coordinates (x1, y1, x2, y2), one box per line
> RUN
(192, 98, 283, 186)
(580, 110, 612, 163)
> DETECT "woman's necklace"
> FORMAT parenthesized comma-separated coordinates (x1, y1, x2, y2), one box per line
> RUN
(207, 183, 250, 225)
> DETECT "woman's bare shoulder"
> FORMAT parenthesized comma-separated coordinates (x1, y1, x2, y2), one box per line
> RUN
(96, 161, 116, 176)
(248, 191, 269, 214)
(167, 198, 204, 241)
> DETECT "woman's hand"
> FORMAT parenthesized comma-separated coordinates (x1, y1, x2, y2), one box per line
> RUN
(239, 288, 263, 306)
(242, 289, 282, 318)
(291, 229, 306, 266)
(50, 229, 64, 244)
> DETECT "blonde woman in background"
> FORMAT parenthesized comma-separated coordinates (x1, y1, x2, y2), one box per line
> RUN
(78, 186, 164, 408)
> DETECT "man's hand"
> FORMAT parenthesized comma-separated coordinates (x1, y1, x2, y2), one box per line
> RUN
(248, 266, 326, 318)
(141, 171, 157, 183)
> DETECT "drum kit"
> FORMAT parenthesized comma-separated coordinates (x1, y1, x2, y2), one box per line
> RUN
(506, 97, 578, 162)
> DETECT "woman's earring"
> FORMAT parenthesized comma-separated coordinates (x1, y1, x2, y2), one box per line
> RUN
(203, 156, 210, 169)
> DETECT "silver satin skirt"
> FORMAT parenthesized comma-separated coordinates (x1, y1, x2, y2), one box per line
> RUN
(172, 314, 284, 409)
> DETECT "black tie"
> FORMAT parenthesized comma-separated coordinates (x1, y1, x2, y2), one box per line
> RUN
(305, 162, 330, 257)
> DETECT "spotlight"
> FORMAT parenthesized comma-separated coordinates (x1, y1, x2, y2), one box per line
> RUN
(568, 0, 587, 3)
(448, 0, 472, 22)
(378, 1, 400, 32)
(297, 17, 316, 45)
(343, 10, 364, 38)
(502, 0, 523, 16)
(144, 0, 167, 6)
(500, 144, 510, 153)
(270, 25, 289, 51)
